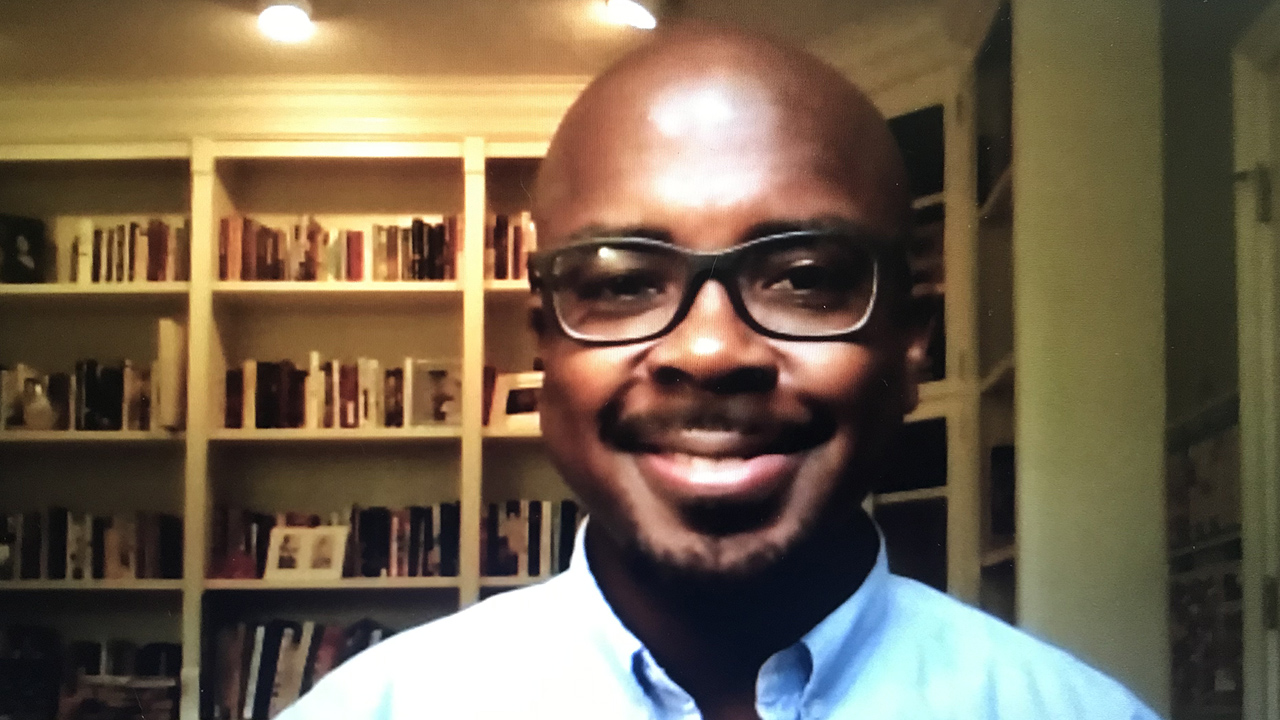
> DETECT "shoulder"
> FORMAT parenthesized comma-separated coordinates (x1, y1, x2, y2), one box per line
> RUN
(278, 576, 580, 720)
(876, 574, 1160, 719)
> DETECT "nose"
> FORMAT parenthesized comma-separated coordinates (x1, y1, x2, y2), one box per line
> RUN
(645, 279, 778, 395)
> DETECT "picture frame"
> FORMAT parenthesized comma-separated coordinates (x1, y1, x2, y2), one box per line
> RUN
(263, 525, 349, 581)
(489, 371, 543, 434)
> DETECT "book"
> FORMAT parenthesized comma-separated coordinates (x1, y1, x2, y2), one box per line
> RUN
(155, 317, 186, 430)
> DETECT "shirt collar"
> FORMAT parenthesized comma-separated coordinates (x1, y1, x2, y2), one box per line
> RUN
(560, 517, 892, 716)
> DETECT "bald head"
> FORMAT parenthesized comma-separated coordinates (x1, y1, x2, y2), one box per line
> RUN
(534, 23, 912, 251)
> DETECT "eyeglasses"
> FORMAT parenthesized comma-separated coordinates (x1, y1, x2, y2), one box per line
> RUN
(528, 229, 882, 346)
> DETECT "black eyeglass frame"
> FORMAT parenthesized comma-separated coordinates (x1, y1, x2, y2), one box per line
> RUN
(527, 229, 885, 347)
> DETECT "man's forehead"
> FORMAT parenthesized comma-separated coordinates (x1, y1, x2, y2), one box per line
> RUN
(533, 24, 910, 246)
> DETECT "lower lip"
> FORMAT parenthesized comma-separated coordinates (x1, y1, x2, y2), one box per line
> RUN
(635, 452, 801, 501)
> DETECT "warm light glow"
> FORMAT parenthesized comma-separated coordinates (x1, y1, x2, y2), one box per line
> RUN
(258, 1, 314, 43)
(602, 0, 657, 29)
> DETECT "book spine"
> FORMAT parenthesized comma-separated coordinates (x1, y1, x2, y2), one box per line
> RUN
(104, 226, 115, 282)
(528, 499, 543, 578)
(127, 221, 139, 283)
(164, 221, 178, 282)
(305, 351, 321, 430)
(242, 360, 257, 430)
(156, 317, 186, 430)
(386, 225, 400, 281)
(339, 363, 358, 429)
(47, 507, 68, 580)
(75, 219, 94, 285)
(346, 230, 364, 281)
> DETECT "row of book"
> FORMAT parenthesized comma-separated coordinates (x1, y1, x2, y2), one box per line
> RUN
(0, 317, 187, 432)
(0, 509, 184, 581)
(481, 499, 580, 578)
(209, 618, 393, 720)
(1, 625, 180, 720)
(209, 504, 462, 580)
(485, 212, 537, 281)
(224, 355, 461, 430)
(0, 214, 191, 285)
(218, 215, 459, 283)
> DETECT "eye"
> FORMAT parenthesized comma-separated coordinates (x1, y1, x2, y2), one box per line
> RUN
(575, 269, 667, 302)
(764, 260, 836, 292)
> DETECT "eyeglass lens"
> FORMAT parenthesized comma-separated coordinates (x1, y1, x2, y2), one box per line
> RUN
(547, 234, 877, 342)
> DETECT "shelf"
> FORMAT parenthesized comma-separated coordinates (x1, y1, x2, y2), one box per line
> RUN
(212, 281, 461, 310)
(210, 426, 461, 443)
(0, 282, 189, 308)
(0, 430, 182, 444)
(483, 426, 542, 440)
(480, 576, 545, 588)
(485, 279, 533, 296)
(981, 352, 1015, 394)
(981, 165, 1012, 221)
(0, 579, 183, 591)
(1168, 531, 1241, 560)
(912, 192, 945, 210)
(982, 542, 1017, 567)
(873, 486, 947, 506)
(204, 576, 459, 591)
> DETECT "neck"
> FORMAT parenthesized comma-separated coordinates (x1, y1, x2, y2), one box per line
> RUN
(586, 510, 880, 713)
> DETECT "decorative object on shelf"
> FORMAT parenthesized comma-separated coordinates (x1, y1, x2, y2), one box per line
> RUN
(264, 525, 349, 581)
(0, 214, 47, 284)
(488, 371, 543, 434)
(16, 379, 55, 431)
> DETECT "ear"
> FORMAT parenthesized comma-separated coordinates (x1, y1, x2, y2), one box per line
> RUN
(900, 304, 936, 414)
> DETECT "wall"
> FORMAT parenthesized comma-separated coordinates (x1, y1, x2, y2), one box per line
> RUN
(1013, 0, 1170, 711)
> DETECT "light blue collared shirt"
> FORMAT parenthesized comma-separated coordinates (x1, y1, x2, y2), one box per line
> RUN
(281, 525, 1161, 719)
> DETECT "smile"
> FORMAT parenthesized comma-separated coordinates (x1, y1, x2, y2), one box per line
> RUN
(635, 448, 803, 502)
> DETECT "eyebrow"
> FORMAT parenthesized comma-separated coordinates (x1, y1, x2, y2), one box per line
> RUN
(562, 216, 881, 246)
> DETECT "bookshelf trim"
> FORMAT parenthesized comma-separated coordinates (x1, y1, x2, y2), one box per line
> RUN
(0, 142, 191, 161)
(0, 282, 190, 298)
(0, 430, 183, 443)
(209, 427, 462, 442)
(213, 140, 464, 159)
(203, 577, 460, 591)
(0, 579, 184, 591)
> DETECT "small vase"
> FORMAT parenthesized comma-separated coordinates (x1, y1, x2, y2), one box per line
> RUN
(20, 379, 56, 431)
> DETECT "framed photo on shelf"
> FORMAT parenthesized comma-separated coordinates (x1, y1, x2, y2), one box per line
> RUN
(489, 371, 543, 434)
(263, 526, 349, 581)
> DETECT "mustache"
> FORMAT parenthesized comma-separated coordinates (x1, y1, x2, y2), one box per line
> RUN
(598, 394, 836, 455)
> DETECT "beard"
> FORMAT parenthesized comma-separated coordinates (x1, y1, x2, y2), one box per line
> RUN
(586, 392, 866, 590)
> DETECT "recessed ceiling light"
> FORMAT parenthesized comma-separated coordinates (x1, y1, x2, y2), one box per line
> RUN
(258, 0, 315, 43)
(602, 0, 657, 30)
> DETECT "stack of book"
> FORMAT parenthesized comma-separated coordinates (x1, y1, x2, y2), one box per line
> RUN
(209, 504, 461, 580)
(218, 215, 460, 282)
(0, 625, 181, 720)
(65, 218, 192, 285)
(224, 354, 460, 431)
(484, 212, 536, 281)
(0, 317, 187, 432)
(209, 618, 393, 720)
(480, 499, 580, 578)
(0, 508, 183, 581)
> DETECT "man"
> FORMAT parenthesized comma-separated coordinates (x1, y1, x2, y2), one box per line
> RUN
(282, 23, 1160, 720)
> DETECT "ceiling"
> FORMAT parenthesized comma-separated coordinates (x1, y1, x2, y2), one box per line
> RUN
(0, 0, 937, 84)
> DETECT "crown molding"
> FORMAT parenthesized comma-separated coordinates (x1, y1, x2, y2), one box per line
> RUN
(0, 75, 591, 145)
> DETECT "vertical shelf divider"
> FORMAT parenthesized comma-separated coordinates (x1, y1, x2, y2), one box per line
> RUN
(944, 69, 983, 604)
(182, 136, 216, 720)
(459, 137, 487, 606)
